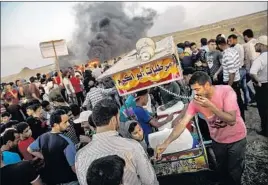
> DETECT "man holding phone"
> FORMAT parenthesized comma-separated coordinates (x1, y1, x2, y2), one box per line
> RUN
(156, 71, 247, 185)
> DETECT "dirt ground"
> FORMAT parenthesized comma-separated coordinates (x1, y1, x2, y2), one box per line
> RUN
(158, 106, 268, 185)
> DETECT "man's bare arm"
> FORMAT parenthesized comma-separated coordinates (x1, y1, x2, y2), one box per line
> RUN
(228, 73, 235, 86)
(215, 66, 223, 77)
(164, 113, 193, 145)
(172, 104, 189, 127)
(27, 147, 44, 159)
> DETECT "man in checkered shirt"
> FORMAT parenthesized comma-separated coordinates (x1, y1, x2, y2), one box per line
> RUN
(82, 81, 117, 110)
(216, 36, 245, 121)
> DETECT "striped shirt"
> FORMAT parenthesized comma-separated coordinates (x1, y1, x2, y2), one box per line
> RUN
(75, 131, 159, 185)
(222, 47, 241, 82)
(82, 87, 116, 109)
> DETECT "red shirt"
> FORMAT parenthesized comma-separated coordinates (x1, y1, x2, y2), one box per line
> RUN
(70, 77, 82, 93)
(4, 89, 19, 104)
(18, 137, 35, 160)
(187, 85, 246, 143)
(29, 84, 41, 99)
(54, 76, 61, 85)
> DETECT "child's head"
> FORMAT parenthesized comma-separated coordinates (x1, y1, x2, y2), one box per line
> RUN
(128, 121, 144, 141)
(27, 104, 42, 117)
(41, 100, 51, 112)
(26, 105, 34, 116)
(1, 112, 11, 123)
(16, 122, 32, 139)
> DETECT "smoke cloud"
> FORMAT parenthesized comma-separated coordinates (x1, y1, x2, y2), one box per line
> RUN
(71, 2, 157, 63)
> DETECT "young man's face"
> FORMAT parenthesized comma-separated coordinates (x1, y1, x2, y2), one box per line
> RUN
(1, 116, 10, 123)
(243, 35, 249, 43)
(17, 81, 22, 87)
(130, 124, 144, 141)
(34, 107, 42, 117)
(255, 43, 263, 53)
(228, 38, 237, 46)
(26, 108, 34, 116)
(141, 94, 149, 106)
(190, 44, 198, 53)
(217, 44, 224, 52)
(8, 133, 20, 149)
(208, 42, 216, 51)
(21, 126, 32, 139)
(45, 105, 51, 112)
(5, 84, 12, 91)
(191, 82, 211, 98)
(58, 114, 70, 132)
(179, 52, 185, 60)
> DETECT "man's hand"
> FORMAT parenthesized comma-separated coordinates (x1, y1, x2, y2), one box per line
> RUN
(194, 96, 213, 108)
(155, 142, 169, 160)
(80, 135, 91, 143)
(165, 113, 174, 122)
(211, 119, 228, 128)
(159, 106, 166, 111)
(254, 82, 262, 87)
(213, 74, 218, 81)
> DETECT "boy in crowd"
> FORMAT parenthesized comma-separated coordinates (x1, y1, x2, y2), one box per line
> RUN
(16, 122, 35, 160)
(0, 129, 21, 165)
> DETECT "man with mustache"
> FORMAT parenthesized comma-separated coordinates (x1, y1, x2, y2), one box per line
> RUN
(157, 71, 247, 185)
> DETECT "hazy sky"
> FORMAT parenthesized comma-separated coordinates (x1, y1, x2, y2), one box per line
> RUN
(1, 2, 267, 77)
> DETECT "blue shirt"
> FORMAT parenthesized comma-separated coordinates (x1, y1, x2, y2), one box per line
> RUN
(29, 133, 76, 166)
(133, 106, 153, 144)
(2, 151, 21, 165)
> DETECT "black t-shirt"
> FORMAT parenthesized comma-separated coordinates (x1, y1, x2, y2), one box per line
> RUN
(26, 116, 48, 139)
(7, 104, 25, 122)
(1, 161, 39, 185)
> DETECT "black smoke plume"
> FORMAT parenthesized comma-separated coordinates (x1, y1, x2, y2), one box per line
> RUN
(72, 2, 157, 63)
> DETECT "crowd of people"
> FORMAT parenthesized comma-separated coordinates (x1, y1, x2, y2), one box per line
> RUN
(0, 28, 267, 185)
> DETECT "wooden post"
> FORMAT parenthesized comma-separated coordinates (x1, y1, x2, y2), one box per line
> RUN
(52, 40, 63, 84)
(52, 40, 60, 72)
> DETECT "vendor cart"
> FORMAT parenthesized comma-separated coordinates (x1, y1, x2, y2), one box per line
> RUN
(97, 36, 211, 177)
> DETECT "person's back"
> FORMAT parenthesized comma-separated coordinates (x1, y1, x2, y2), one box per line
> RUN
(242, 29, 259, 70)
(92, 65, 102, 78)
(37, 132, 77, 184)
(76, 131, 156, 185)
(28, 110, 77, 185)
(222, 47, 241, 83)
(1, 160, 43, 185)
(76, 99, 159, 185)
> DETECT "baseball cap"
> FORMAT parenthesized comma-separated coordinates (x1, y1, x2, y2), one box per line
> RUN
(73, 110, 92, 124)
(177, 48, 184, 54)
(256, 35, 268, 46)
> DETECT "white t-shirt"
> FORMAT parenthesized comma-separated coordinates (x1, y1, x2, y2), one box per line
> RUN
(92, 68, 102, 78)
(250, 52, 268, 83)
(63, 77, 75, 95)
